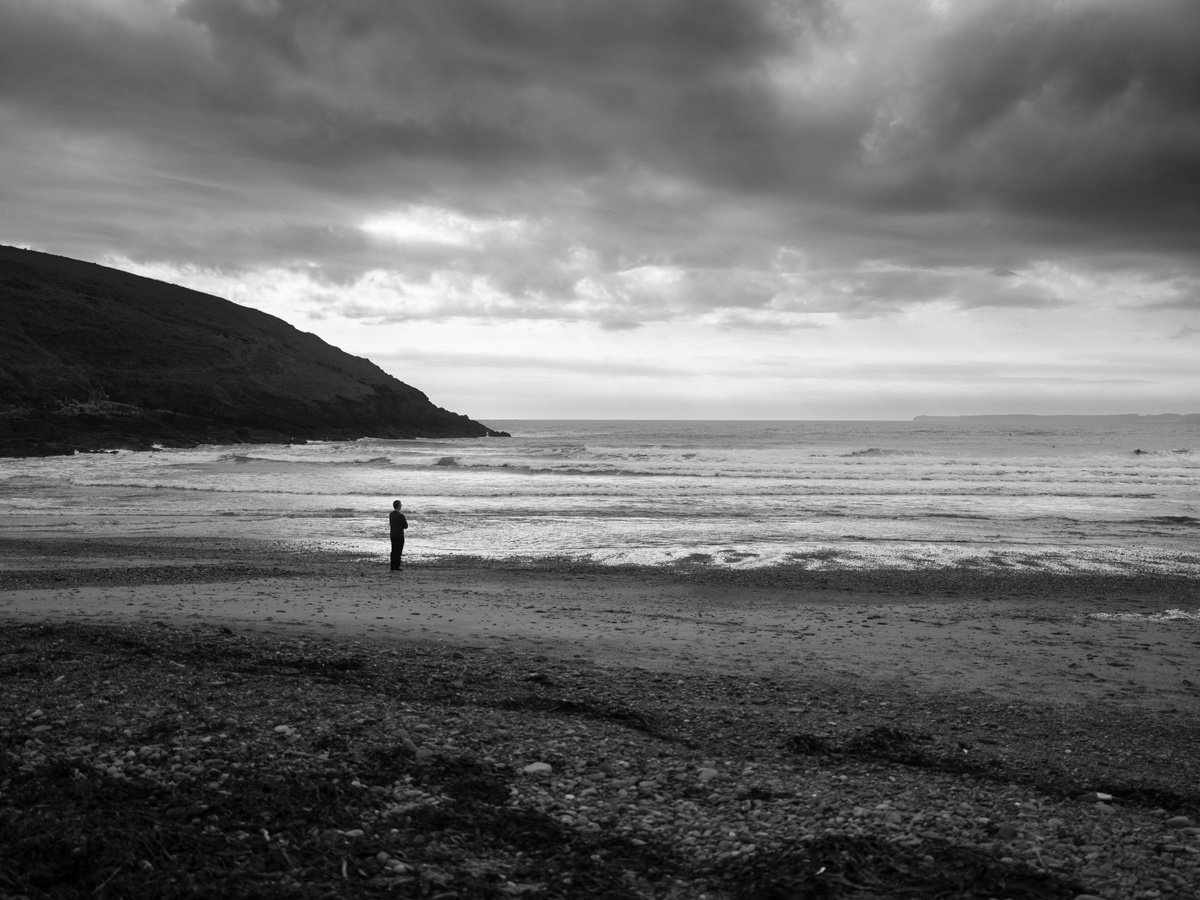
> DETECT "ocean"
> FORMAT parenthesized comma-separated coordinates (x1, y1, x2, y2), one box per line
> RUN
(1, 419, 1197, 576)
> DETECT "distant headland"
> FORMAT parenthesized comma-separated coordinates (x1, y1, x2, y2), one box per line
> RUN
(0, 245, 508, 456)
(914, 414, 1200, 423)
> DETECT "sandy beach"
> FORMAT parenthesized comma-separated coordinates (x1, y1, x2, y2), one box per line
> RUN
(3, 536, 1200, 898)
(3, 536, 1198, 712)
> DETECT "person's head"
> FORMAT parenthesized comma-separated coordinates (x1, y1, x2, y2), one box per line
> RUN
(393, 500, 402, 510)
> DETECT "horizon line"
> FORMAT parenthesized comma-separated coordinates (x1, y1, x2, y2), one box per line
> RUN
(475, 412, 1200, 422)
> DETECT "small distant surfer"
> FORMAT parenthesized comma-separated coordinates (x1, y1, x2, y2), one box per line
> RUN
(389, 500, 409, 570)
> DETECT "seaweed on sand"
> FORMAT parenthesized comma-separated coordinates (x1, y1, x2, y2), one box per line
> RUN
(714, 834, 1084, 899)
(396, 799, 683, 899)
(0, 758, 365, 899)
(783, 726, 1200, 817)
(494, 693, 676, 741)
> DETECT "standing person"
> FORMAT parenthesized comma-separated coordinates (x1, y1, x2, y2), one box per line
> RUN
(389, 500, 408, 570)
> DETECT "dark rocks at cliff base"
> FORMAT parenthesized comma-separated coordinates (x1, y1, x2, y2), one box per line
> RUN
(0, 245, 508, 456)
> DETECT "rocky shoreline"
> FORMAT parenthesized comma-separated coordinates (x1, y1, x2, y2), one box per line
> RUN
(3, 620, 1199, 897)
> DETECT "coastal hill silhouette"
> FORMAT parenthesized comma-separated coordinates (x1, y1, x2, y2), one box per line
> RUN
(0, 245, 506, 456)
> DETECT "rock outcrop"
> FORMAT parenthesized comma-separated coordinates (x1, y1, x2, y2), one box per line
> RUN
(0, 245, 507, 456)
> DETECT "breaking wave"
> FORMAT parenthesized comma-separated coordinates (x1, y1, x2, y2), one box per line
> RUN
(1089, 609, 1200, 622)
(843, 448, 929, 458)
(213, 453, 395, 468)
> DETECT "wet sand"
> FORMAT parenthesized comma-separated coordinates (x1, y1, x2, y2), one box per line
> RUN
(3, 536, 1197, 713)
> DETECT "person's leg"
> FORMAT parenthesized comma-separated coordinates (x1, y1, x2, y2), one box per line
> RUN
(395, 535, 405, 566)
(390, 536, 401, 570)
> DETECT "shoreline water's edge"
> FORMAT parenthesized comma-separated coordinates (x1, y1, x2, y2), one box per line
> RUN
(3, 535, 1199, 601)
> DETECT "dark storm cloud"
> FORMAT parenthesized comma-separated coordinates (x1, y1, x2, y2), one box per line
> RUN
(0, 0, 831, 282)
(0, 0, 1198, 323)
(859, 0, 1200, 246)
(164, 0, 826, 181)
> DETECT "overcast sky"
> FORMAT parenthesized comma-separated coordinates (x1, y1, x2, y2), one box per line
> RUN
(2, 0, 1198, 420)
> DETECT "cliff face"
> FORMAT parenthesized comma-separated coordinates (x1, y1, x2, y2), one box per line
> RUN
(0, 246, 506, 456)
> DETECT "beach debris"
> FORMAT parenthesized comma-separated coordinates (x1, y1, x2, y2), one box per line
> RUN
(781, 733, 830, 754)
(1074, 792, 1113, 804)
(522, 761, 553, 776)
(782, 726, 943, 765)
(1164, 815, 1194, 829)
(697, 767, 721, 783)
(841, 725, 927, 755)
(713, 834, 1083, 900)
